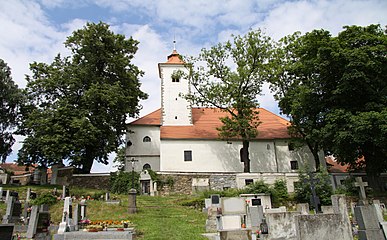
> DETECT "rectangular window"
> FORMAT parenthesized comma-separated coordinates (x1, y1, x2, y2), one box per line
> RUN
(288, 143, 295, 151)
(245, 179, 254, 185)
(290, 160, 299, 170)
(184, 150, 192, 161)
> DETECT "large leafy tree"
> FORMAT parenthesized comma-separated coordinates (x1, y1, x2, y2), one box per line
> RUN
(269, 30, 335, 170)
(271, 25, 387, 189)
(18, 22, 147, 173)
(185, 30, 273, 172)
(0, 59, 23, 163)
(323, 25, 387, 190)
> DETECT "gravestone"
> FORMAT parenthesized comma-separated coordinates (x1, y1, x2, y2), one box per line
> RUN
(297, 203, 309, 215)
(321, 205, 334, 214)
(105, 192, 110, 201)
(354, 177, 368, 205)
(352, 179, 385, 240)
(26, 205, 50, 239)
(240, 193, 272, 210)
(26, 205, 39, 238)
(80, 199, 87, 220)
(248, 205, 263, 227)
(128, 189, 137, 214)
(72, 204, 81, 231)
(2, 196, 22, 224)
(0, 224, 14, 240)
(58, 197, 74, 234)
(5, 190, 10, 202)
(221, 197, 246, 215)
(62, 186, 70, 199)
(0, 187, 3, 201)
(305, 172, 321, 213)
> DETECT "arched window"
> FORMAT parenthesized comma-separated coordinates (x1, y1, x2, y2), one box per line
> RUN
(143, 136, 151, 142)
(143, 164, 151, 170)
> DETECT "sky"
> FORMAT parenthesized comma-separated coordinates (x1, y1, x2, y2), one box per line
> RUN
(1, 0, 386, 172)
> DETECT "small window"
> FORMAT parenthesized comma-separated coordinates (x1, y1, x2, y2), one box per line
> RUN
(290, 160, 299, 170)
(288, 143, 295, 151)
(245, 179, 254, 185)
(184, 150, 192, 161)
(267, 144, 270, 150)
(172, 76, 180, 82)
(143, 136, 151, 142)
(143, 164, 151, 170)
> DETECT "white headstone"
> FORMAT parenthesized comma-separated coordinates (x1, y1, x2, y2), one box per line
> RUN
(26, 188, 31, 202)
(58, 197, 73, 234)
(5, 190, 10, 202)
(204, 198, 211, 209)
(219, 215, 241, 230)
(221, 197, 246, 215)
(265, 206, 287, 213)
(26, 205, 39, 238)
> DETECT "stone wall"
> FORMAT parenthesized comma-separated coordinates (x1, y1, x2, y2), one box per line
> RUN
(158, 173, 237, 195)
(70, 174, 111, 190)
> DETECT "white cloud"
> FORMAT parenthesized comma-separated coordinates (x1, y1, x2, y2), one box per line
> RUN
(258, 0, 387, 40)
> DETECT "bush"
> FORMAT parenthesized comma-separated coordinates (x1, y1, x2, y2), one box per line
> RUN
(295, 166, 333, 206)
(243, 180, 271, 194)
(110, 171, 140, 194)
(270, 179, 289, 207)
(30, 192, 57, 206)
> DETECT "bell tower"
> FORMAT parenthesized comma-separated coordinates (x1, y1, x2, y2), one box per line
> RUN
(158, 48, 192, 126)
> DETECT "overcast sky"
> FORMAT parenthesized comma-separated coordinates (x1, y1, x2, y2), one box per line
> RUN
(1, 0, 386, 172)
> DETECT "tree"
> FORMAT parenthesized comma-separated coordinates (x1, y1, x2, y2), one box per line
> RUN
(323, 25, 387, 190)
(270, 24, 387, 190)
(185, 30, 273, 172)
(269, 29, 335, 170)
(18, 22, 147, 172)
(113, 146, 126, 171)
(0, 59, 23, 163)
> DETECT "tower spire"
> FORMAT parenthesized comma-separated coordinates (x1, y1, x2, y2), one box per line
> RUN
(173, 33, 176, 51)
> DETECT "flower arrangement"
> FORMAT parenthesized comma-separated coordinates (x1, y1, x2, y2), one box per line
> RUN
(84, 219, 133, 230)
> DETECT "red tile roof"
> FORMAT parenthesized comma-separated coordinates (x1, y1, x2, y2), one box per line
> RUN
(130, 108, 291, 140)
(0, 163, 36, 176)
(165, 50, 185, 64)
(325, 156, 350, 173)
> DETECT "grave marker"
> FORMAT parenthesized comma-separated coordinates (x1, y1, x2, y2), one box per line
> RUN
(0, 224, 14, 240)
(58, 197, 74, 234)
(2, 196, 22, 224)
(305, 172, 321, 213)
(354, 177, 368, 205)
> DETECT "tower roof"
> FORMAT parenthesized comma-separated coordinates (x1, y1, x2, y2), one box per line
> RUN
(165, 49, 184, 64)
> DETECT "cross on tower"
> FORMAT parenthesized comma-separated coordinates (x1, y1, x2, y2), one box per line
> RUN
(354, 177, 368, 205)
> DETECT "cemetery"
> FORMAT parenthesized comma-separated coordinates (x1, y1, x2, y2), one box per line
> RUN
(0, 175, 387, 239)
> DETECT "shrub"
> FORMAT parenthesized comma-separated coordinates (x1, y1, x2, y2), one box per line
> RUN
(110, 171, 140, 194)
(30, 192, 57, 206)
(271, 179, 289, 207)
(243, 180, 271, 194)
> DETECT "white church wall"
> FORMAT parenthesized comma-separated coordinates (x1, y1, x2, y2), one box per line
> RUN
(126, 125, 161, 171)
(160, 64, 192, 126)
(160, 139, 318, 173)
(126, 125, 160, 155)
(125, 156, 160, 172)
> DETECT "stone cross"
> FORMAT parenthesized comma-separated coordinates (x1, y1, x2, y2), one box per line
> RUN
(304, 172, 321, 213)
(354, 177, 368, 205)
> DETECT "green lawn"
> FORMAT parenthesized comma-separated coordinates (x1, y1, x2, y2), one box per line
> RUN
(0, 185, 208, 240)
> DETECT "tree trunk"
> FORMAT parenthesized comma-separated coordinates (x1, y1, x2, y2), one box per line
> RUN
(311, 149, 321, 172)
(363, 148, 383, 192)
(242, 140, 250, 173)
(81, 147, 94, 173)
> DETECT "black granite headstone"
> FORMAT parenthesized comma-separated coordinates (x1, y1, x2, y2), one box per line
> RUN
(0, 224, 14, 240)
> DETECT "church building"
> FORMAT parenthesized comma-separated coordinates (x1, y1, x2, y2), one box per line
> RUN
(125, 49, 323, 194)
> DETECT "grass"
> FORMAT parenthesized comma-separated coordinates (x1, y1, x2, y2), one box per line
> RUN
(0, 185, 208, 240)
